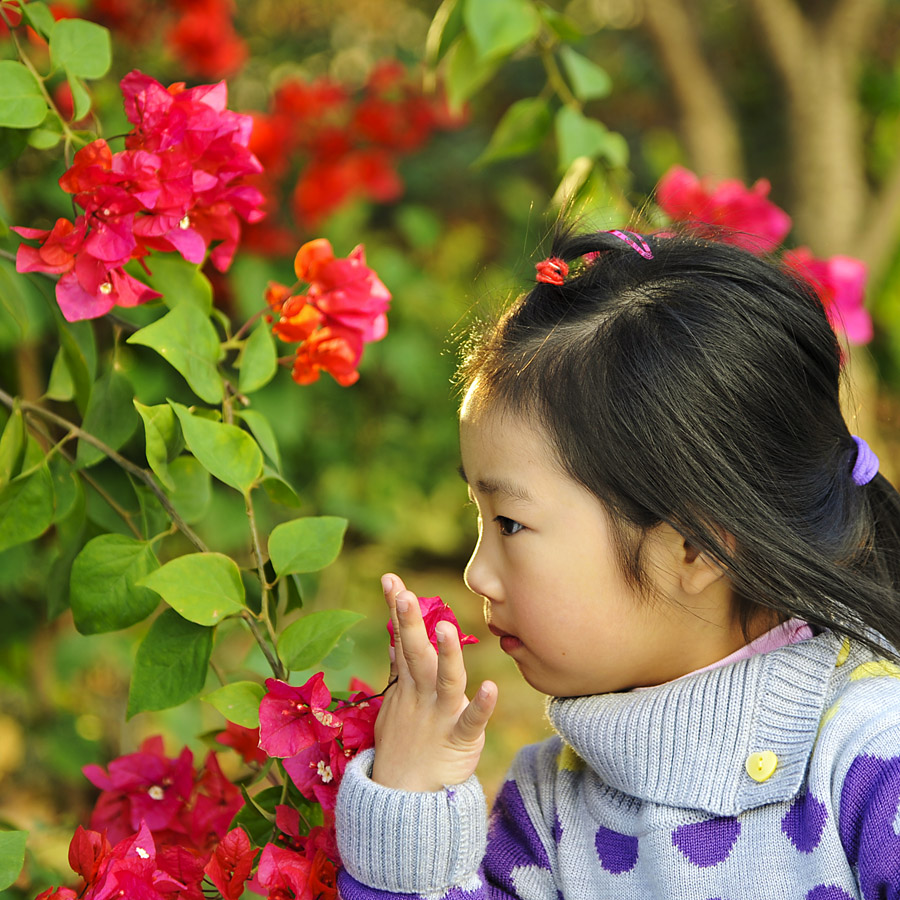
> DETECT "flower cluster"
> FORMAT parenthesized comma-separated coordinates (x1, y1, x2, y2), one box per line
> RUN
(265, 238, 391, 386)
(86, 0, 247, 78)
(258, 674, 382, 812)
(245, 61, 462, 250)
(657, 165, 872, 344)
(13, 70, 265, 321)
(387, 595, 480, 653)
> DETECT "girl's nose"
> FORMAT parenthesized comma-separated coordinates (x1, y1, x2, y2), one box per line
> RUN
(464, 534, 500, 602)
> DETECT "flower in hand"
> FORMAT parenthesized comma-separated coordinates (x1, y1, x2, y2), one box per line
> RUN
(386, 595, 478, 653)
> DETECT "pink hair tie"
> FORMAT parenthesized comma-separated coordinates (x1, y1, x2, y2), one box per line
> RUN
(535, 257, 569, 285)
(851, 435, 879, 486)
(608, 229, 654, 260)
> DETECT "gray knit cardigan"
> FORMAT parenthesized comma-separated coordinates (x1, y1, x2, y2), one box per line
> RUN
(335, 630, 900, 899)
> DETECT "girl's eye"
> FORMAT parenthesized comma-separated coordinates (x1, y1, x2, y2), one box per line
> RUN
(495, 516, 524, 536)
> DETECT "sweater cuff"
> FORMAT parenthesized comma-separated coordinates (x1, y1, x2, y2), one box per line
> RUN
(336, 749, 488, 894)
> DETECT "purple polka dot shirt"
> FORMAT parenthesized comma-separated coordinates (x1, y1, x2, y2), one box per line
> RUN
(336, 631, 900, 899)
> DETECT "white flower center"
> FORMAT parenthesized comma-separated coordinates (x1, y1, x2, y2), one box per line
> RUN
(179, 215, 191, 229)
(99, 282, 113, 295)
(316, 761, 333, 783)
(135, 847, 150, 859)
(148, 785, 164, 800)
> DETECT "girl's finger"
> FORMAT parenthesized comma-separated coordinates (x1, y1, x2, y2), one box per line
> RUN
(382, 573, 401, 681)
(434, 621, 467, 711)
(394, 588, 438, 687)
(453, 681, 498, 744)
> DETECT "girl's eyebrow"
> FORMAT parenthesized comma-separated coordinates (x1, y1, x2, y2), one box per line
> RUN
(457, 465, 534, 503)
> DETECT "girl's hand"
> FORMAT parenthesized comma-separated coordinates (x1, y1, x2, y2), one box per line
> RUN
(371, 573, 497, 792)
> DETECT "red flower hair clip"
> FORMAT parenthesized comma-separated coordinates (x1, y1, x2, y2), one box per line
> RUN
(535, 257, 568, 285)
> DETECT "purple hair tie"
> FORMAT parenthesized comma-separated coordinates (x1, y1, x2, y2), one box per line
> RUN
(851, 435, 879, 486)
(608, 229, 654, 260)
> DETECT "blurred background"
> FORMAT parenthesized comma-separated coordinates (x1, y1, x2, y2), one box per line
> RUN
(1, 0, 900, 889)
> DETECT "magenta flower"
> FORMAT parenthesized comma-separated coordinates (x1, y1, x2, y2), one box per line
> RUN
(657, 165, 792, 254)
(387, 595, 479, 653)
(282, 740, 348, 812)
(335, 678, 383, 753)
(83, 737, 195, 844)
(783, 247, 872, 344)
(254, 843, 313, 900)
(203, 827, 258, 900)
(258, 673, 343, 759)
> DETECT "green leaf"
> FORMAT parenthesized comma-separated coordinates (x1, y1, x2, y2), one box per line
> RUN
(538, 5, 582, 42)
(170, 402, 263, 493)
(260, 467, 302, 508)
(134, 400, 183, 490)
(238, 323, 277, 394)
(50, 19, 112, 79)
(59, 319, 96, 414)
(203, 681, 264, 728)
(70, 534, 160, 634)
(463, 0, 539, 60)
(140, 552, 245, 626)
(27, 110, 64, 149)
(45, 347, 75, 401)
(236, 409, 281, 470)
(268, 516, 347, 577)
(167, 455, 212, 523)
(559, 47, 612, 102)
(555, 105, 609, 171)
(21, 2, 57, 38)
(231, 786, 322, 845)
(425, 0, 464, 65)
(128, 303, 224, 404)
(445, 34, 500, 112)
(146, 255, 213, 314)
(0, 403, 25, 489)
(127, 609, 213, 717)
(475, 97, 551, 167)
(0, 464, 55, 553)
(76, 369, 139, 468)
(0, 830, 28, 891)
(49, 453, 80, 523)
(0, 258, 29, 339)
(277, 609, 364, 671)
(0, 61, 47, 129)
(67, 72, 91, 121)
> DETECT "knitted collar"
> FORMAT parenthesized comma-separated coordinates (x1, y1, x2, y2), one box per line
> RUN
(546, 630, 843, 816)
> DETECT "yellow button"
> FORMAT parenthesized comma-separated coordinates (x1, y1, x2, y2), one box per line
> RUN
(745, 750, 778, 782)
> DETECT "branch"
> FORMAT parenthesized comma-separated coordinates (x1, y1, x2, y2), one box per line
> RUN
(640, 0, 744, 178)
(826, 0, 885, 62)
(857, 152, 900, 282)
(747, 0, 811, 95)
(0, 386, 210, 553)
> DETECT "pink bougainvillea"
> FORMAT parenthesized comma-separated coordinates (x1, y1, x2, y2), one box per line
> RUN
(387, 595, 480, 653)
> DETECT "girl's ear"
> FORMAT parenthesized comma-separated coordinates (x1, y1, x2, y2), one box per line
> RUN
(679, 539, 729, 595)
(648, 523, 734, 597)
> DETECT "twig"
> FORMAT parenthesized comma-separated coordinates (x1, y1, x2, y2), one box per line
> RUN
(242, 611, 285, 680)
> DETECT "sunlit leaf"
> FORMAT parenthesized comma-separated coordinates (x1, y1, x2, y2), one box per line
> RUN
(140, 552, 245, 626)
(277, 609, 365, 671)
(463, 0, 539, 61)
(170, 402, 263, 493)
(475, 97, 551, 167)
(127, 609, 213, 717)
(49, 19, 111, 79)
(0, 464, 54, 553)
(555, 105, 610, 171)
(203, 681, 265, 728)
(559, 47, 612, 102)
(0, 830, 27, 891)
(135, 400, 183, 490)
(128, 304, 223, 404)
(0, 61, 47, 129)
(238, 323, 277, 394)
(444, 34, 499, 112)
(167, 455, 212, 523)
(268, 516, 347, 577)
(237, 409, 281, 470)
(0, 403, 25, 490)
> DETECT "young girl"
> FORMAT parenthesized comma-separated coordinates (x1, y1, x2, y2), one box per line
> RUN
(335, 229, 900, 897)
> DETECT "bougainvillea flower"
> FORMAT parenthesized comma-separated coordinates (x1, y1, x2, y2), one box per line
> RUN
(291, 325, 364, 387)
(272, 296, 324, 344)
(657, 165, 792, 254)
(258, 673, 343, 759)
(387, 596, 479, 653)
(68, 826, 112, 884)
(34, 889, 78, 900)
(295, 240, 390, 342)
(56, 260, 160, 322)
(12, 217, 87, 274)
(253, 843, 313, 900)
(166, 0, 248, 80)
(783, 247, 872, 344)
(181, 751, 244, 851)
(203, 827, 258, 900)
(282, 739, 347, 811)
(336, 678, 382, 753)
(216, 721, 267, 766)
(83, 737, 195, 843)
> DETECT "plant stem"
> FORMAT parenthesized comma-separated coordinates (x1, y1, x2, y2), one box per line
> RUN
(0, 386, 210, 552)
(245, 489, 283, 670)
(540, 43, 579, 110)
(232, 306, 267, 342)
(242, 611, 284, 680)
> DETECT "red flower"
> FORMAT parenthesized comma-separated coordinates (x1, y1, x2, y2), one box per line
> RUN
(216, 721, 267, 766)
(254, 843, 313, 900)
(783, 247, 872, 344)
(657, 165, 791, 254)
(291, 326, 363, 387)
(335, 678, 382, 754)
(387, 596, 479, 653)
(166, 0, 247, 79)
(258, 673, 342, 759)
(272, 296, 324, 344)
(204, 827, 258, 900)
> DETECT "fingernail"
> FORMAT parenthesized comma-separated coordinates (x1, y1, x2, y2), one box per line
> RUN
(435, 623, 447, 643)
(388, 646, 395, 663)
(396, 595, 409, 613)
(381, 575, 392, 594)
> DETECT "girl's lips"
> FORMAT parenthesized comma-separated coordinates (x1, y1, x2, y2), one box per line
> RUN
(488, 624, 523, 653)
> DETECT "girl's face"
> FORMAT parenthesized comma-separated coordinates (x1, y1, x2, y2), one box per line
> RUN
(459, 396, 744, 697)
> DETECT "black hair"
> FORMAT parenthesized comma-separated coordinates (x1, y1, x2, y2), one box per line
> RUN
(458, 228, 900, 658)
